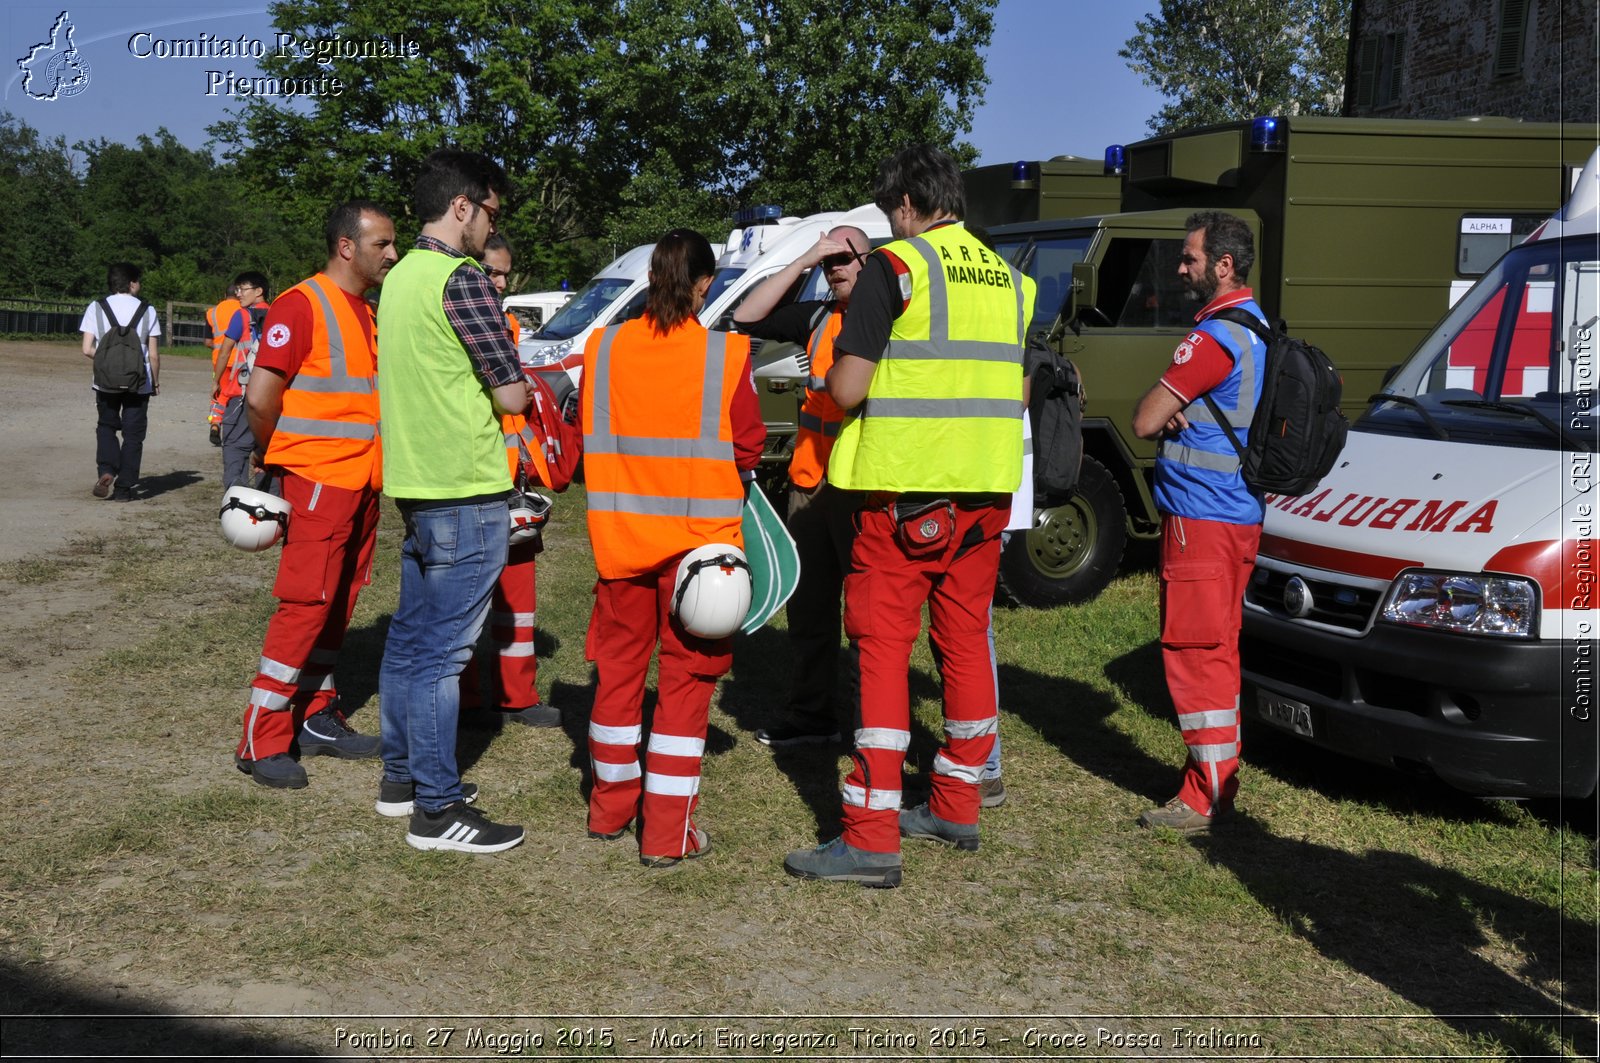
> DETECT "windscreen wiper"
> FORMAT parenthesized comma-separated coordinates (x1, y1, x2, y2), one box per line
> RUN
(1441, 398, 1595, 452)
(1366, 393, 1450, 440)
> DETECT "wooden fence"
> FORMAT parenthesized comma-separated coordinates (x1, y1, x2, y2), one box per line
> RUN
(0, 297, 212, 348)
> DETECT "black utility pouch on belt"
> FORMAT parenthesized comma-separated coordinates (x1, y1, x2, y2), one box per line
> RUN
(891, 498, 955, 558)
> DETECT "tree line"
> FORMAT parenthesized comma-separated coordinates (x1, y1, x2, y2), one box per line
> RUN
(1, 0, 1346, 307)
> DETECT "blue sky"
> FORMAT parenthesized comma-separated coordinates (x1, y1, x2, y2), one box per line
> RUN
(4, 1, 1165, 165)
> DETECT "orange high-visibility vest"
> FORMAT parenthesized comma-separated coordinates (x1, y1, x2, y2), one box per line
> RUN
(217, 302, 266, 401)
(788, 308, 846, 489)
(581, 317, 748, 579)
(207, 297, 242, 370)
(507, 311, 522, 346)
(265, 273, 382, 491)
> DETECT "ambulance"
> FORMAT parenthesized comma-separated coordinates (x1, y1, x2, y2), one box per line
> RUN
(502, 290, 573, 334)
(1240, 150, 1600, 800)
(517, 242, 654, 389)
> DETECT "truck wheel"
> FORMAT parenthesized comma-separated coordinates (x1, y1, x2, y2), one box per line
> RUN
(998, 455, 1127, 607)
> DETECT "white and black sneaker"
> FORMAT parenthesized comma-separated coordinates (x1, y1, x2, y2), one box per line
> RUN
(405, 801, 523, 853)
(375, 778, 479, 818)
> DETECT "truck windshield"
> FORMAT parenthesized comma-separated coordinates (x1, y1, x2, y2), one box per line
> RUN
(532, 276, 634, 340)
(1361, 235, 1596, 452)
(994, 233, 1093, 334)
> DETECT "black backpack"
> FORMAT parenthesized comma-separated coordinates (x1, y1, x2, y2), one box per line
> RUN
(1202, 308, 1348, 497)
(1023, 332, 1085, 501)
(92, 297, 149, 393)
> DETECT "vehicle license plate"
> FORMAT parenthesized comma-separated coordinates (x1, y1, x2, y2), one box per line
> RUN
(1256, 690, 1314, 737)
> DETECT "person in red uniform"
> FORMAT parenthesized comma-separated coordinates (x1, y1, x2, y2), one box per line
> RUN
(580, 229, 764, 867)
(460, 233, 563, 727)
(233, 200, 399, 789)
(1131, 211, 1267, 832)
(732, 225, 871, 748)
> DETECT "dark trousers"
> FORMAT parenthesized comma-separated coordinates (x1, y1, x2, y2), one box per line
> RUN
(783, 480, 861, 733)
(95, 391, 149, 489)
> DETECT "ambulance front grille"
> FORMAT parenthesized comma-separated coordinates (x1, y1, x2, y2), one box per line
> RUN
(1245, 568, 1383, 634)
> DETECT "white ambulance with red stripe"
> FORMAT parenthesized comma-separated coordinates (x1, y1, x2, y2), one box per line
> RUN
(1241, 150, 1599, 800)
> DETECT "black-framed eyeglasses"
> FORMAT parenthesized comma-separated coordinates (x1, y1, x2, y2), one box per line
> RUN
(481, 265, 509, 279)
(821, 249, 867, 270)
(471, 199, 500, 227)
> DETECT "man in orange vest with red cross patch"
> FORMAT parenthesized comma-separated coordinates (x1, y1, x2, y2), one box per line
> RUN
(233, 200, 398, 789)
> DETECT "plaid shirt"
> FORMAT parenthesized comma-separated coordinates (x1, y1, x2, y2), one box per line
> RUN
(416, 234, 524, 389)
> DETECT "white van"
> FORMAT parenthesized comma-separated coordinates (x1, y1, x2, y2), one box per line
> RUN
(503, 290, 573, 334)
(1240, 150, 1599, 800)
(517, 243, 654, 385)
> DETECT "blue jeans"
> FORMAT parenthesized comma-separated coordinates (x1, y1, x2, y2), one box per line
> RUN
(380, 498, 509, 812)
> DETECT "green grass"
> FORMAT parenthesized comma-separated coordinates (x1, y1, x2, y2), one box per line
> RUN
(0, 475, 1593, 1059)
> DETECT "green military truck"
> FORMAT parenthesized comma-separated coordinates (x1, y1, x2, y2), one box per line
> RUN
(978, 115, 1594, 606)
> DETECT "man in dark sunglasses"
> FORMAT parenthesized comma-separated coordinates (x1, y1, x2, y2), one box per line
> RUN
(734, 225, 872, 752)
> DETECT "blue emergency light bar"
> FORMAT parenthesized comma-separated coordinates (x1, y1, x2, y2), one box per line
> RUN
(1103, 144, 1126, 176)
(1250, 116, 1285, 152)
(733, 204, 783, 226)
(1010, 160, 1037, 190)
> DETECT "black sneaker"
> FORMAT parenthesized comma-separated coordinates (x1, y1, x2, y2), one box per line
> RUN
(375, 778, 479, 818)
(299, 708, 380, 759)
(502, 703, 562, 727)
(406, 802, 524, 853)
(235, 752, 307, 789)
(754, 723, 842, 748)
(110, 485, 135, 502)
(209, 424, 222, 447)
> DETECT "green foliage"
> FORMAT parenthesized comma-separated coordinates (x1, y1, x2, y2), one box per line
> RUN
(0, 115, 82, 297)
(1120, 0, 1350, 135)
(213, 0, 996, 286)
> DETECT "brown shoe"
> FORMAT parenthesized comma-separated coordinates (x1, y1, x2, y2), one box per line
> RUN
(92, 474, 115, 498)
(1137, 796, 1217, 833)
(979, 777, 1008, 809)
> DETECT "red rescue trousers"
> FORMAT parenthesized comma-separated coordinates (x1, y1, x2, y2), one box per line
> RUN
(462, 538, 540, 709)
(841, 498, 1009, 853)
(1158, 513, 1261, 816)
(584, 562, 731, 859)
(236, 474, 379, 761)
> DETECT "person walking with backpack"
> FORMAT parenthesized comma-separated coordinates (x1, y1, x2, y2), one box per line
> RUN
(1130, 211, 1267, 834)
(80, 262, 160, 502)
(214, 271, 271, 493)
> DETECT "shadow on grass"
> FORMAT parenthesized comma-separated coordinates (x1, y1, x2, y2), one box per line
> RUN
(1194, 813, 1598, 1059)
(135, 469, 203, 500)
(0, 964, 319, 1058)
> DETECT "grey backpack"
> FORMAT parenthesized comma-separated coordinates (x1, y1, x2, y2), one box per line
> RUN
(92, 298, 149, 392)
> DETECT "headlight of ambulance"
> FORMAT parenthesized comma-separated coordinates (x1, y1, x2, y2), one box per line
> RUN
(521, 339, 573, 367)
(1380, 571, 1537, 637)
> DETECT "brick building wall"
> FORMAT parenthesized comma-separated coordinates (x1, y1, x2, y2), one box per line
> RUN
(1345, 0, 1596, 123)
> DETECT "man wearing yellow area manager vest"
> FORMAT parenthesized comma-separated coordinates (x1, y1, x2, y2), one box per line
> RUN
(784, 144, 1034, 889)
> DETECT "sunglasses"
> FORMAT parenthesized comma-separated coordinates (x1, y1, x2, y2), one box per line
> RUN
(821, 248, 867, 270)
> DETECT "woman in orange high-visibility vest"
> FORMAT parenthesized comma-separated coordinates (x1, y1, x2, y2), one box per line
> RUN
(579, 229, 765, 867)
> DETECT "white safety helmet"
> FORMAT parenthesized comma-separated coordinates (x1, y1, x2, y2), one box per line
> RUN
(508, 490, 553, 546)
(219, 485, 291, 552)
(671, 544, 753, 639)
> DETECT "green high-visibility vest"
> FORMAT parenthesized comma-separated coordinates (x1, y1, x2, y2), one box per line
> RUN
(828, 223, 1035, 493)
(377, 249, 512, 499)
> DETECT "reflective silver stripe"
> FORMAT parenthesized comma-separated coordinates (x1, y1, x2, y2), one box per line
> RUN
(590, 722, 642, 745)
(643, 772, 700, 797)
(491, 610, 536, 626)
(902, 234, 1025, 348)
(797, 412, 841, 436)
(932, 752, 986, 784)
(243, 704, 263, 759)
(860, 397, 1023, 420)
(1022, 434, 1033, 457)
(593, 759, 641, 783)
(287, 374, 374, 395)
(494, 640, 536, 658)
(944, 716, 998, 740)
(275, 416, 377, 440)
(296, 672, 335, 692)
(503, 432, 520, 448)
(854, 727, 911, 751)
(647, 732, 706, 758)
(1177, 708, 1239, 731)
(257, 656, 300, 683)
(585, 436, 733, 460)
(1161, 441, 1242, 474)
(807, 311, 832, 371)
(249, 686, 291, 711)
(586, 492, 743, 519)
(841, 783, 902, 811)
(883, 337, 1024, 363)
(807, 375, 828, 392)
(699, 331, 729, 437)
(1190, 741, 1239, 763)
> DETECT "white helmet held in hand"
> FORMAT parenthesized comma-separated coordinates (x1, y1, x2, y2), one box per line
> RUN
(219, 485, 290, 552)
(508, 490, 553, 546)
(672, 544, 753, 639)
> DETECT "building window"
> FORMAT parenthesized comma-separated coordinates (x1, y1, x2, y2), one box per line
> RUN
(1494, 0, 1530, 78)
(1354, 32, 1406, 110)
